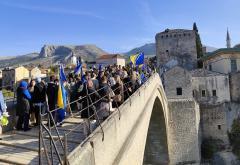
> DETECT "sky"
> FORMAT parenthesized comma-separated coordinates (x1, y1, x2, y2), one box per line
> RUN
(0, 0, 240, 56)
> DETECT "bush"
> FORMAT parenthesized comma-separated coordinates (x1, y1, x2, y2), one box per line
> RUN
(229, 118, 240, 158)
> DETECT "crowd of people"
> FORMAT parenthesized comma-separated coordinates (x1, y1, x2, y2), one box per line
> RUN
(16, 63, 155, 131)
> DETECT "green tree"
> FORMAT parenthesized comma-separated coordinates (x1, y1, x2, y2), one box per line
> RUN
(193, 22, 203, 59)
(229, 118, 240, 158)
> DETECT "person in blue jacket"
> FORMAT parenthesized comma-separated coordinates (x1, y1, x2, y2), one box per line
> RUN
(16, 81, 32, 131)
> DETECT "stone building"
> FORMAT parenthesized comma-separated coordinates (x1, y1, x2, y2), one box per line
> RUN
(156, 29, 198, 70)
(28, 67, 46, 79)
(2, 66, 29, 87)
(96, 54, 125, 67)
(163, 66, 192, 99)
(191, 69, 230, 104)
(203, 48, 240, 74)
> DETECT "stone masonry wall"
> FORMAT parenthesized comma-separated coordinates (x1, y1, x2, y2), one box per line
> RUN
(229, 72, 240, 102)
(168, 99, 201, 164)
(164, 66, 192, 99)
(156, 29, 198, 70)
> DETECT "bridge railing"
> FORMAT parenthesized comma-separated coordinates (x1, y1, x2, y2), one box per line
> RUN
(38, 73, 155, 165)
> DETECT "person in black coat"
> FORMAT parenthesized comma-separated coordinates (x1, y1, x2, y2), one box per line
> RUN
(16, 81, 32, 131)
(79, 79, 101, 119)
(32, 77, 47, 125)
(46, 75, 58, 125)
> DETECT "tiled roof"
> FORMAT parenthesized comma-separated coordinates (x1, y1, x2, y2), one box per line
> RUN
(97, 54, 125, 60)
(202, 48, 240, 61)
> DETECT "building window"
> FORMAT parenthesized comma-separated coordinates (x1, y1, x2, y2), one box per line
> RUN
(202, 90, 206, 97)
(231, 59, 237, 72)
(176, 88, 182, 95)
(166, 50, 169, 53)
(218, 125, 221, 130)
(166, 35, 168, 38)
(209, 64, 212, 71)
(212, 90, 217, 97)
(192, 90, 195, 97)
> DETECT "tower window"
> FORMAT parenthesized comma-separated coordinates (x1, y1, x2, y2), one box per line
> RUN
(166, 50, 169, 53)
(176, 88, 182, 95)
(166, 35, 168, 38)
(212, 90, 217, 97)
(218, 125, 221, 130)
(202, 90, 206, 97)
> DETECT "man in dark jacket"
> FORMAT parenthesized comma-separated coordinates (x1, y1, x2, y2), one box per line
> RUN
(16, 81, 32, 131)
(32, 77, 46, 125)
(46, 75, 58, 126)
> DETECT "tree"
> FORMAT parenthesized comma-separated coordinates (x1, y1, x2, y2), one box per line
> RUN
(193, 22, 198, 32)
(193, 22, 203, 59)
(229, 117, 240, 158)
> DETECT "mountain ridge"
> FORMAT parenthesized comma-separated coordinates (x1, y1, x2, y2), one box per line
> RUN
(124, 43, 218, 56)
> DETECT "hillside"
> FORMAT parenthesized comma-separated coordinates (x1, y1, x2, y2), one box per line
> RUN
(0, 44, 107, 68)
(125, 43, 217, 56)
(125, 43, 156, 56)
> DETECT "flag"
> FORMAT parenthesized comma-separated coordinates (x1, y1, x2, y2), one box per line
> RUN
(135, 52, 144, 66)
(60, 65, 67, 82)
(57, 79, 67, 122)
(57, 67, 67, 109)
(74, 62, 82, 75)
(57, 81, 64, 109)
(130, 54, 138, 66)
(57, 79, 67, 109)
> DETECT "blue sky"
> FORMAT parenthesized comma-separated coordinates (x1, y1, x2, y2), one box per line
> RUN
(0, 0, 240, 56)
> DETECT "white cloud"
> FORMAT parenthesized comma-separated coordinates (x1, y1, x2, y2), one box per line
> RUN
(1, 2, 105, 20)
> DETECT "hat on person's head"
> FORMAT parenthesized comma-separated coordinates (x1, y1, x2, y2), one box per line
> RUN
(36, 77, 41, 83)
(19, 81, 28, 89)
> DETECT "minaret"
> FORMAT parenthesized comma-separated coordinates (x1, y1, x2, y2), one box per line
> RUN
(226, 28, 231, 48)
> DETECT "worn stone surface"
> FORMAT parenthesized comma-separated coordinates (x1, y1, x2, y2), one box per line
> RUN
(192, 70, 230, 104)
(229, 72, 240, 102)
(163, 66, 192, 99)
(156, 29, 198, 70)
(168, 99, 201, 164)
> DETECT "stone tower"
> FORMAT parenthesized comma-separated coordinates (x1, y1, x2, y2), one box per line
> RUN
(155, 29, 198, 71)
(226, 28, 231, 48)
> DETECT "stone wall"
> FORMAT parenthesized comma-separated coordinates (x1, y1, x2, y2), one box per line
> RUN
(200, 102, 240, 144)
(192, 74, 230, 104)
(229, 72, 240, 102)
(200, 103, 229, 143)
(168, 99, 201, 164)
(156, 29, 198, 70)
(163, 66, 193, 99)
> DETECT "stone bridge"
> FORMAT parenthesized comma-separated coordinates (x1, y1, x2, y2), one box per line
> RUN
(68, 73, 201, 165)
(0, 73, 200, 164)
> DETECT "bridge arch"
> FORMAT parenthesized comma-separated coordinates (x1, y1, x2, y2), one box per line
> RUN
(144, 97, 169, 164)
